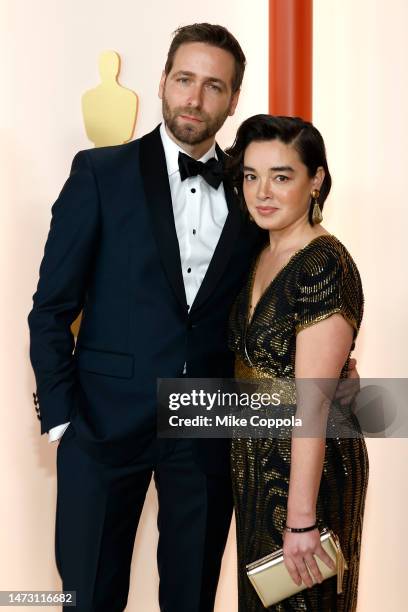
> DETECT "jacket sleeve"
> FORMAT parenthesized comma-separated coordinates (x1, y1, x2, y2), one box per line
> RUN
(27, 150, 100, 433)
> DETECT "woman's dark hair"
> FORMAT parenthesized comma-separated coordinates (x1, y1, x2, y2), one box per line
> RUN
(225, 114, 332, 224)
(165, 23, 246, 94)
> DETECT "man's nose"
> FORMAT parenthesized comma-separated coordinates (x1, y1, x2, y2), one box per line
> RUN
(186, 84, 203, 108)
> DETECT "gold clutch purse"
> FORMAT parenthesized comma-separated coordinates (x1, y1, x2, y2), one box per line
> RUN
(246, 528, 347, 608)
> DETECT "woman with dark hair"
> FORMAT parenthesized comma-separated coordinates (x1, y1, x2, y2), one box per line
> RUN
(226, 115, 369, 611)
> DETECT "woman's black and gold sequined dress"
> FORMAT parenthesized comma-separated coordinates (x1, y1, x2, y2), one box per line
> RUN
(228, 235, 369, 612)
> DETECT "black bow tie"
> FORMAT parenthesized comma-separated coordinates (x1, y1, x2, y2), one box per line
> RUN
(178, 151, 223, 190)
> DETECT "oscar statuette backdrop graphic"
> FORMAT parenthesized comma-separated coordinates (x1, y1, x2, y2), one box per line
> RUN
(82, 50, 138, 147)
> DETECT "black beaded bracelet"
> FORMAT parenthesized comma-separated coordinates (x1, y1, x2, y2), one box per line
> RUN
(284, 523, 318, 533)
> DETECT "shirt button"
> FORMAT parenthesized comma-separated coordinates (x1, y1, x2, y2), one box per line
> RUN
(187, 268, 191, 273)
(191, 188, 196, 194)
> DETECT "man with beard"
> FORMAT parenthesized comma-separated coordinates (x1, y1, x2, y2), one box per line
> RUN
(28, 23, 259, 612)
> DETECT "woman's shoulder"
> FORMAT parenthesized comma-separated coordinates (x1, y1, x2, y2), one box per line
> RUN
(299, 234, 361, 279)
(295, 234, 364, 334)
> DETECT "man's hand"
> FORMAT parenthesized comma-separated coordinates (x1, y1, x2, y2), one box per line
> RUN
(335, 358, 360, 406)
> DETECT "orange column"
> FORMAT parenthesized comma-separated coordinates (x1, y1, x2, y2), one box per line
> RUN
(269, 0, 313, 120)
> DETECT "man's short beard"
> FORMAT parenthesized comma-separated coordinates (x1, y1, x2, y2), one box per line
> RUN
(162, 95, 230, 146)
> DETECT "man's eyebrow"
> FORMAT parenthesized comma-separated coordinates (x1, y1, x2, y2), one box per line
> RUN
(172, 70, 195, 78)
(243, 165, 295, 172)
(172, 71, 227, 87)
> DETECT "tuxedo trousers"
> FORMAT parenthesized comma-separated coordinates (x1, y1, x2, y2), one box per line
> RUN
(55, 425, 233, 612)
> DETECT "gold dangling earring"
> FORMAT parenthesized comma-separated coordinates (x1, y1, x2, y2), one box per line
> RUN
(311, 189, 323, 224)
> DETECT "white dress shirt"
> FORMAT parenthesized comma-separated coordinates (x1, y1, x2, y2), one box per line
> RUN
(48, 123, 228, 442)
(159, 122, 228, 309)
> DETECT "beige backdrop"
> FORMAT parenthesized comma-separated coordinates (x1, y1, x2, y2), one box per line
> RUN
(1, 0, 406, 610)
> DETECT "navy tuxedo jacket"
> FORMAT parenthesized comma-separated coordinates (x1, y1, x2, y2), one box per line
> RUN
(28, 125, 263, 469)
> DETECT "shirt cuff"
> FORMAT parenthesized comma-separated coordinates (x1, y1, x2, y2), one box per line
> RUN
(48, 422, 70, 443)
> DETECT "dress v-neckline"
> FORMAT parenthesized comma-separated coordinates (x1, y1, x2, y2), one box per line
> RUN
(246, 234, 332, 328)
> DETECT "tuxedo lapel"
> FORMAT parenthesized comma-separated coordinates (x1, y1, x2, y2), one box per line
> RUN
(190, 145, 243, 313)
(139, 125, 188, 311)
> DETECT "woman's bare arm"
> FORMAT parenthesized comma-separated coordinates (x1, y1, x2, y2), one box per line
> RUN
(283, 313, 354, 587)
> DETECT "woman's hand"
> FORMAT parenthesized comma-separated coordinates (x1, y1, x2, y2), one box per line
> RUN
(283, 529, 336, 588)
